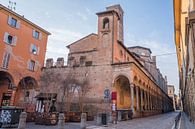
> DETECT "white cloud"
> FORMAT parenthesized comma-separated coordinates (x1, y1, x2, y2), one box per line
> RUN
(45, 28, 85, 63)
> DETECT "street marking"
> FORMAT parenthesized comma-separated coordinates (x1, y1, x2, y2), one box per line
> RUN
(171, 123, 175, 129)
(178, 114, 182, 129)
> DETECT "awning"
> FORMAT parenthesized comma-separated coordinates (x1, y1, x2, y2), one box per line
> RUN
(35, 93, 57, 99)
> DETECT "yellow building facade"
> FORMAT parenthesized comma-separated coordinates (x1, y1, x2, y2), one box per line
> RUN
(174, 0, 195, 122)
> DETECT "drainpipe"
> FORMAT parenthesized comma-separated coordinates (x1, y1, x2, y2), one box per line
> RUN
(111, 12, 114, 64)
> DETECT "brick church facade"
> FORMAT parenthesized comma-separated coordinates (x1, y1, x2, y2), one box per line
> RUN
(41, 5, 173, 119)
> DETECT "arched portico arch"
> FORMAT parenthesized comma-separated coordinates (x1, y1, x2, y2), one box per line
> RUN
(113, 75, 131, 110)
(15, 76, 38, 107)
(0, 71, 14, 106)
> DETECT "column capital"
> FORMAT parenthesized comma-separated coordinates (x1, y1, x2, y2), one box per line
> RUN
(130, 83, 135, 87)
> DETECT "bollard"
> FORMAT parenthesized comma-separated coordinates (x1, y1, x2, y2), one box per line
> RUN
(58, 113, 65, 129)
(80, 113, 87, 129)
(18, 112, 27, 129)
(96, 113, 101, 125)
(118, 111, 122, 121)
(109, 112, 112, 123)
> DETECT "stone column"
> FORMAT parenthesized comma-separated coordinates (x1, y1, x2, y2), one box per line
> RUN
(152, 95, 154, 110)
(150, 93, 152, 110)
(10, 84, 17, 106)
(155, 96, 157, 110)
(136, 86, 140, 111)
(150, 94, 153, 110)
(131, 84, 134, 112)
(18, 112, 27, 129)
(147, 91, 150, 110)
(144, 90, 147, 110)
(96, 113, 101, 125)
(144, 91, 147, 110)
(140, 89, 143, 111)
(58, 113, 65, 129)
(80, 113, 87, 129)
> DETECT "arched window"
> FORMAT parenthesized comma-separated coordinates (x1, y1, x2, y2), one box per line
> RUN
(103, 17, 109, 29)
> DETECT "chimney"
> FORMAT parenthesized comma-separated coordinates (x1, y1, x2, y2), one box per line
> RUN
(56, 57, 64, 67)
(46, 58, 53, 68)
(152, 56, 156, 66)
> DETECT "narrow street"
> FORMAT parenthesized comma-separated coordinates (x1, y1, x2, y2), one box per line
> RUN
(88, 112, 179, 129)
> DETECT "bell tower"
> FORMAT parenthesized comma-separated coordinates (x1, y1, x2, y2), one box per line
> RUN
(96, 4, 124, 64)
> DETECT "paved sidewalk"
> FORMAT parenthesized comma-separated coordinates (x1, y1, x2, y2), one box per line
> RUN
(88, 112, 179, 129)
(179, 112, 195, 129)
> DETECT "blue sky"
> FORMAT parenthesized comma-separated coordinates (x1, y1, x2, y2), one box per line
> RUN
(0, 0, 179, 94)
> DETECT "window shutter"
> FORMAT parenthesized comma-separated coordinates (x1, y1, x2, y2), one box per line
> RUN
(39, 33, 42, 40)
(3, 32, 9, 43)
(8, 16, 12, 25)
(33, 30, 36, 38)
(2, 53, 8, 68)
(16, 21, 21, 29)
(2, 52, 10, 69)
(6, 53, 10, 68)
(13, 36, 17, 46)
(34, 61, 39, 71)
(27, 59, 30, 70)
(37, 47, 40, 55)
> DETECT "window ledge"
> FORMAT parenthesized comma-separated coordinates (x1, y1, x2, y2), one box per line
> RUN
(0, 67, 8, 70)
(9, 25, 18, 29)
(101, 29, 111, 33)
(4, 41, 15, 46)
(28, 69, 35, 72)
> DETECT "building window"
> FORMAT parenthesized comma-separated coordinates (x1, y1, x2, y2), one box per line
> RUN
(80, 56, 86, 65)
(30, 44, 39, 55)
(103, 17, 109, 29)
(3, 32, 17, 46)
(2, 52, 11, 69)
(33, 30, 41, 40)
(7, 35, 13, 44)
(25, 91, 30, 97)
(29, 60, 35, 71)
(85, 61, 92, 66)
(8, 16, 20, 28)
(11, 17, 17, 27)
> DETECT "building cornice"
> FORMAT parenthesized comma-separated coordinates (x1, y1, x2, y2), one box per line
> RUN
(0, 4, 51, 35)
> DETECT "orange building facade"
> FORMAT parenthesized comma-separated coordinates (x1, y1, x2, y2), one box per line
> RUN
(0, 4, 50, 109)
